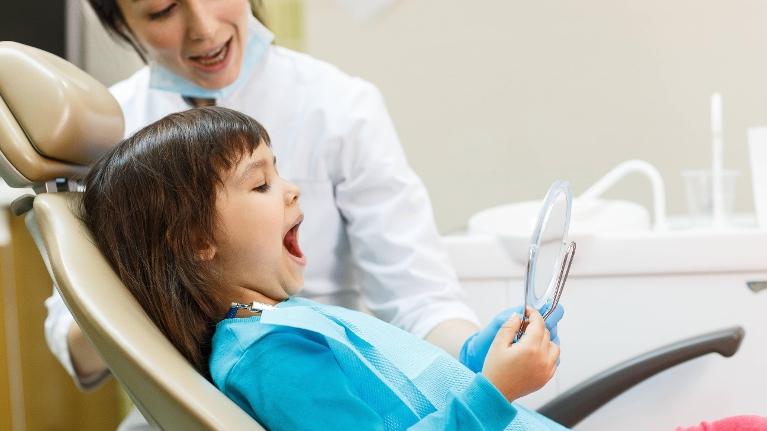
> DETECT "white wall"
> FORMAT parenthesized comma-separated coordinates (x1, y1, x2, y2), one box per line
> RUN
(304, 0, 767, 231)
(81, 0, 767, 231)
(79, 0, 143, 86)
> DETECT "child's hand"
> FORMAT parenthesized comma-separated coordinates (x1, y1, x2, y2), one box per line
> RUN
(459, 302, 564, 373)
(481, 306, 560, 403)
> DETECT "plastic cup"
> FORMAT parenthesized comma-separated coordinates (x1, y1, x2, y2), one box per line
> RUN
(748, 127, 767, 229)
(681, 170, 739, 226)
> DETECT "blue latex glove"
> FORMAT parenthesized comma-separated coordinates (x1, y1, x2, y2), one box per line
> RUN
(459, 302, 564, 372)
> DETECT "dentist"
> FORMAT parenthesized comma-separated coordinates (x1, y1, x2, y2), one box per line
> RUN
(44, 1, 562, 429)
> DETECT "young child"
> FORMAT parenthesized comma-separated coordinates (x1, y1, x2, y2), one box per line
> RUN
(82, 107, 765, 431)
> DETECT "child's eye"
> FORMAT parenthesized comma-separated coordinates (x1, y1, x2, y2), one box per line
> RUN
(253, 183, 271, 193)
(148, 3, 176, 20)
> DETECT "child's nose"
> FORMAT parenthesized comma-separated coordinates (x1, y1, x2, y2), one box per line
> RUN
(285, 182, 300, 205)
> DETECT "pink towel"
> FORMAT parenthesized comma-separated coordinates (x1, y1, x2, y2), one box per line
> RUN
(676, 416, 767, 431)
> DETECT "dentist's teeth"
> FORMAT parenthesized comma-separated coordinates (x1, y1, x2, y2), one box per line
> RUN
(193, 42, 228, 66)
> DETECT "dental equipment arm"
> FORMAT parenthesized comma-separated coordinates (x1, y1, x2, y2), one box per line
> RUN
(538, 326, 745, 428)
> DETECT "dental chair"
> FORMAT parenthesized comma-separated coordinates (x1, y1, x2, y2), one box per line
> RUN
(0, 41, 264, 431)
(0, 41, 745, 430)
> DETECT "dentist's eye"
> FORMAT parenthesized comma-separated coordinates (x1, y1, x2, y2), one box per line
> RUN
(148, 3, 176, 20)
(253, 183, 271, 193)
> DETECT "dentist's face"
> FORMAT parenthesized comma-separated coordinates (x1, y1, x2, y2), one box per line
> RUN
(209, 144, 306, 304)
(117, 0, 249, 89)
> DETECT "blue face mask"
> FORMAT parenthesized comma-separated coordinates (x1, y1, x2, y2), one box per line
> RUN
(148, 16, 274, 100)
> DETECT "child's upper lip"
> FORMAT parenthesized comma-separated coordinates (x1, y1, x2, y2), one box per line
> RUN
(285, 213, 304, 235)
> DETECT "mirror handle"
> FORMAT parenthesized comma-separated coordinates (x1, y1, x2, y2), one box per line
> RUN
(543, 241, 576, 321)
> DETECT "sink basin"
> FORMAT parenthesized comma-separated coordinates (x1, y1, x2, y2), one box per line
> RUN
(467, 198, 650, 262)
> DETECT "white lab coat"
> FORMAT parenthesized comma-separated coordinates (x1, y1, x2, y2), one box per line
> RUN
(44, 20, 478, 429)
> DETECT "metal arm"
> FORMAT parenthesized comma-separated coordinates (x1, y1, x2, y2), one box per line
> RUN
(538, 326, 745, 428)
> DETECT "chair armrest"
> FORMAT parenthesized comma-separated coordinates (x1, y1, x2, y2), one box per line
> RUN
(537, 326, 745, 428)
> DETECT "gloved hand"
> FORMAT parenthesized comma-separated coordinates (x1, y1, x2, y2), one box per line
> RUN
(459, 301, 564, 372)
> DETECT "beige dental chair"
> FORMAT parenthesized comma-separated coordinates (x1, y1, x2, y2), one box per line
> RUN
(0, 41, 745, 430)
(0, 41, 264, 430)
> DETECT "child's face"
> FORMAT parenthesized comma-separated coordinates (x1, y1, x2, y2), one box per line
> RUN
(209, 144, 305, 304)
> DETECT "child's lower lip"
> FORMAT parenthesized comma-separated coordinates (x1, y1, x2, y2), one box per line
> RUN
(286, 249, 307, 266)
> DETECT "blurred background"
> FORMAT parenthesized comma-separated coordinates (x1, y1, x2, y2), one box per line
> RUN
(80, 0, 767, 232)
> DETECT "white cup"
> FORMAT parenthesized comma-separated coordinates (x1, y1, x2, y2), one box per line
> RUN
(748, 127, 767, 229)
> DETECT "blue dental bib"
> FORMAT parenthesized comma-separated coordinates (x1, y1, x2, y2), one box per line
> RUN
(216, 297, 568, 430)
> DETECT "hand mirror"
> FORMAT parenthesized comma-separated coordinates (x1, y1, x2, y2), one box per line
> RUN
(518, 180, 576, 338)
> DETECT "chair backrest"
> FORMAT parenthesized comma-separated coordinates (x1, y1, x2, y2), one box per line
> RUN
(32, 193, 262, 430)
(0, 41, 263, 430)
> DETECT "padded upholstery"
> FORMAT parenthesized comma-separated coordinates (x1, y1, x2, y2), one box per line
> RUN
(0, 42, 264, 429)
(32, 192, 263, 430)
(0, 41, 123, 187)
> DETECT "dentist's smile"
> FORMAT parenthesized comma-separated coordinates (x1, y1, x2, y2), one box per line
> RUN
(187, 37, 233, 74)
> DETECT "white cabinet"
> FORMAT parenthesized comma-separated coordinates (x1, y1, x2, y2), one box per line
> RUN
(444, 233, 767, 429)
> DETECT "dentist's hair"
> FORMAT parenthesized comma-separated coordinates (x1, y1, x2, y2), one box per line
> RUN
(86, 0, 266, 63)
(82, 106, 270, 377)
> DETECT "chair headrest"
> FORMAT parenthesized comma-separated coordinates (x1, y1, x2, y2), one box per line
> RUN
(0, 41, 124, 187)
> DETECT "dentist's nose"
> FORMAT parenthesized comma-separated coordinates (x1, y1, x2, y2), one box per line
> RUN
(186, 0, 217, 41)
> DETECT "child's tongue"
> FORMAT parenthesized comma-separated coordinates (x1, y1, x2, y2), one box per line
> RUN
(283, 225, 303, 258)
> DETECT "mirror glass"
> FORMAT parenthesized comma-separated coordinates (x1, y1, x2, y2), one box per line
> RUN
(525, 181, 572, 311)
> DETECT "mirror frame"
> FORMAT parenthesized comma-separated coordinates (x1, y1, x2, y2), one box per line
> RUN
(524, 180, 573, 312)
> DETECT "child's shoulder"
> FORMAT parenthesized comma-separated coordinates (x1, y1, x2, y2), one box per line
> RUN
(209, 316, 329, 388)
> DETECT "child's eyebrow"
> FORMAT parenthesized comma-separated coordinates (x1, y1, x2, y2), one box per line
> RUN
(236, 160, 265, 185)
(236, 156, 277, 185)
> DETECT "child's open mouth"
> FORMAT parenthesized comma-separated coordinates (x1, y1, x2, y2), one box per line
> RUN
(283, 217, 306, 265)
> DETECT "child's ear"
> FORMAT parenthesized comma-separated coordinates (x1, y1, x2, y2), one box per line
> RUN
(191, 232, 217, 261)
(196, 243, 217, 262)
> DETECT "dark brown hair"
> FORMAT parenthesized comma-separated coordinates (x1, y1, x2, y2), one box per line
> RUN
(82, 106, 269, 377)
(86, 0, 266, 63)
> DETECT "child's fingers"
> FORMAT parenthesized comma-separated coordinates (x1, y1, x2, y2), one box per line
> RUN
(522, 306, 545, 343)
(494, 313, 522, 346)
(541, 328, 552, 349)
